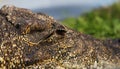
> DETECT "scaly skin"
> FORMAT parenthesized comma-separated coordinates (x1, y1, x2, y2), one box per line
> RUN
(0, 5, 120, 69)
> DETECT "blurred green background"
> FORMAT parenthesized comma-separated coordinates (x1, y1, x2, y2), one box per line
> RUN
(62, 2, 120, 39)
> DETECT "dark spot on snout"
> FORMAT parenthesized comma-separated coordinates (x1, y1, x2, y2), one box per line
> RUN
(15, 23, 21, 29)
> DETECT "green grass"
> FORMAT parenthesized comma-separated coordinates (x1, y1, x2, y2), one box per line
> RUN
(62, 3, 120, 39)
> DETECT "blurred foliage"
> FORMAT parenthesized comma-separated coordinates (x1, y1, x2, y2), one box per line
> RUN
(62, 3, 120, 39)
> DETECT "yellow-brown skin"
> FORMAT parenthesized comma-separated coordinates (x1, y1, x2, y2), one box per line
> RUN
(0, 5, 120, 69)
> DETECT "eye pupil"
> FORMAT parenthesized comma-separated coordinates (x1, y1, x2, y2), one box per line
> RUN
(15, 24, 20, 29)
(56, 30, 66, 36)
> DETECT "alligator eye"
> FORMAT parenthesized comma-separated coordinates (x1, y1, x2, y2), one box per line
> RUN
(15, 24, 21, 29)
(55, 24, 67, 36)
(56, 29, 66, 36)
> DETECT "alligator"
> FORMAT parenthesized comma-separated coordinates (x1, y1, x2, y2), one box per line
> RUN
(0, 5, 120, 69)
